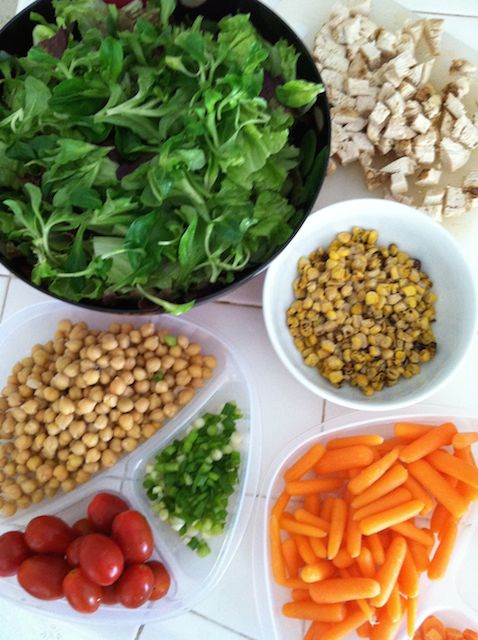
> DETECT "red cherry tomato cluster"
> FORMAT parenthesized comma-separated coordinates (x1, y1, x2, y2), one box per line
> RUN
(0, 493, 171, 614)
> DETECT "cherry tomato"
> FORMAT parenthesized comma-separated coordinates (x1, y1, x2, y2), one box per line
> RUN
(87, 493, 129, 534)
(0, 531, 31, 577)
(112, 511, 153, 563)
(102, 584, 119, 605)
(79, 534, 124, 586)
(18, 556, 70, 600)
(66, 537, 84, 567)
(72, 518, 95, 536)
(25, 515, 76, 555)
(115, 564, 153, 608)
(146, 561, 171, 601)
(63, 569, 103, 614)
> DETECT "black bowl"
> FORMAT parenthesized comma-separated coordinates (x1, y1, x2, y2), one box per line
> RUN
(0, 0, 330, 314)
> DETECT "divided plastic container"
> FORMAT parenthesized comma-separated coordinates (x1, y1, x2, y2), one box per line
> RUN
(253, 407, 478, 640)
(0, 301, 261, 623)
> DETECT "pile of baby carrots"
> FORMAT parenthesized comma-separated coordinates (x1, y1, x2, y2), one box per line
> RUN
(270, 423, 478, 640)
(415, 616, 478, 640)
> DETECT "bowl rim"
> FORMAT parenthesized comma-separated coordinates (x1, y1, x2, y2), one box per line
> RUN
(262, 197, 478, 411)
(0, 0, 331, 314)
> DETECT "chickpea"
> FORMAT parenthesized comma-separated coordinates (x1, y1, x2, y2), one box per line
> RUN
(26, 455, 42, 472)
(178, 388, 195, 406)
(15, 450, 30, 465)
(150, 409, 164, 423)
(101, 334, 118, 351)
(123, 357, 136, 371)
(120, 371, 135, 386)
(94, 415, 108, 431)
(129, 425, 142, 440)
(135, 397, 150, 414)
(75, 469, 90, 485)
(59, 431, 72, 446)
(99, 426, 113, 443)
(58, 396, 75, 415)
(51, 373, 69, 391)
(149, 395, 161, 410)
(56, 413, 74, 431)
(161, 390, 174, 405)
(126, 347, 138, 359)
(33, 432, 47, 451)
(46, 423, 61, 436)
(109, 377, 126, 396)
(7, 392, 22, 408)
(3, 483, 22, 500)
(191, 378, 204, 390)
(86, 345, 102, 361)
(129, 330, 141, 345)
(110, 438, 122, 454)
(69, 386, 83, 401)
(77, 398, 96, 415)
(144, 336, 159, 352)
(82, 432, 99, 449)
(117, 397, 134, 413)
(140, 323, 155, 338)
(188, 364, 203, 379)
(53, 464, 68, 482)
(145, 357, 161, 374)
(17, 464, 28, 475)
(14, 423, 25, 438)
(57, 448, 69, 462)
(118, 414, 134, 431)
(95, 402, 109, 415)
(17, 495, 31, 509)
(66, 455, 83, 472)
(113, 427, 126, 438)
(56, 355, 72, 372)
(31, 488, 45, 504)
(4, 462, 17, 477)
(178, 335, 189, 349)
(19, 385, 34, 399)
(84, 412, 98, 424)
(2, 502, 17, 517)
(101, 449, 118, 468)
(97, 355, 109, 369)
(83, 369, 100, 386)
(190, 355, 203, 366)
(110, 409, 120, 422)
(163, 403, 179, 419)
(69, 420, 87, 439)
(24, 419, 40, 435)
(88, 386, 103, 403)
(43, 435, 59, 458)
(85, 448, 101, 464)
(176, 371, 192, 387)
(36, 463, 54, 483)
(84, 462, 100, 474)
(71, 441, 87, 456)
(15, 434, 33, 451)
(41, 371, 54, 385)
(20, 479, 37, 495)
(61, 478, 76, 493)
(66, 339, 82, 354)
(110, 356, 125, 371)
(122, 437, 137, 453)
(154, 380, 168, 394)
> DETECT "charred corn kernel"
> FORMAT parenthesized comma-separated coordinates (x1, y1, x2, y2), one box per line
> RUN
(304, 353, 319, 367)
(351, 303, 363, 315)
(328, 371, 344, 385)
(403, 285, 416, 296)
(321, 340, 335, 354)
(365, 291, 379, 305)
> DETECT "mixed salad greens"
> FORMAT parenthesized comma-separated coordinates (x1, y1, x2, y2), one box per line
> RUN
(0, 0, 325, 313)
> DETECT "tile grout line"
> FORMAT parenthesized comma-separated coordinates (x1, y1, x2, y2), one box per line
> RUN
(190, 610, 257, 640)
(0, 276, 12, 322)
(215, 299, 262, 310)
(134, 625, 144, 640)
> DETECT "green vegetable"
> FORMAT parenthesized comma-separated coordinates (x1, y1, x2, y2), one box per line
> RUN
(143, 402, 242, 556)
(0, 0, 324, 313)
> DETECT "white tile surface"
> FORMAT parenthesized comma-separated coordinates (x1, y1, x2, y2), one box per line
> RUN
(140, 611, 249, 640)
(2, 277, 53, 320)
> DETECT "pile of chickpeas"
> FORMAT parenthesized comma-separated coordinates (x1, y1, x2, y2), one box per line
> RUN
(0, 320, 217, 517)
(287, 227, 437, 396)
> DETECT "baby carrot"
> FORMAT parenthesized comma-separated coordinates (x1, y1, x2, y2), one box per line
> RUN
(398, 548, 419, 597)
(367, 533, 386, 565)
(300, 560, 336, 583)
(430, 504, 448, 535)
(408, 540, 431, 573)
(282, 537, 302, 578)
(281, 518, 327, 538)
(428, 516, 458, 580)
(357, 546, 376, 578)
(295, 509, 331, 532)
(428, 449, 478, 489)
(321, 496, 335, 521)
(327, 435, 384, 450)
(282, 601, 346, 622)
(270, 515, 286, 584)
(400, 423, 457, 464)
(310, 537, 327, 559)
(390, 521, 435, 547)
(371, 535, 407, 607)
(377, 437, 407, 453)
(352, 464, 408, 509)
(294, 534, 317, 565)
(272, 490, 290, 518)
(285, 443, 327, 481)
(386, 582, 402, 623)
(284, 578, 313, 589)
(353, 487, 413, 521)
(404, 476, 435, 516)
(454, 446, 478, 501)
(315, 446, 375, 475)
(320, 607, 368, 640)
(346, 509, 362, 558)
(359, 499, 424, 535)
(370, 608, 404, 640)
(357, 622, 372, 638)
(348, 448, 401, 495)
(309, 577, 380, 603)
(395, 423, 433, 440)
(328, 498, 347, 559)
(332, 549, 354, 569)
(305, 621, 331, 640)
(421, 616, 446, 638)
(304, 494, 322, 516)
(292, 588, 310, 601)
(408, 459, 469, 519)
(452, 432, 478, 449)
(407, 597, 418, 638)
(286, 478, 344, 496)
(464, 631, 478, 640)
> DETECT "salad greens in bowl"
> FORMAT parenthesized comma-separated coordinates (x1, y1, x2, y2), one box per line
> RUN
(0, 0, 330, 314)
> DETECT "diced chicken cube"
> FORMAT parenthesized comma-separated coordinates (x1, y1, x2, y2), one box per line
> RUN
(377, 137, 394, 154)
(423, 188, 445, 206)
(383, 116, 415, 140)
(411, 113, 432, 134)
(352, 132, 375, 154)
(333, 108, 366, 131)
(390, 172, 408, 195)
(336, 140, 361, 165)
(421, 59, 436, 84)
(359, 152, 373, 168)
(449, 59, 477, 76)
(365, 168, 388, 190)
(440, 137, 471, 171)
(445, 77, 471, 99)
(375, 29, 397, 56)
(424, 19, 444, 56)
(398, 81, 416, 100)
(393, 139, 413, 157)
(369, 102, 390, 127)
(440, 110, 455, 138)
(348, 0, 372, 16)
(329, 2, 350, 28)
(320, 68, 345, 92)
(404, 100, 421, 119)
(359, 17, 378, 39)
(385, 92, 405, 116)
(345, 78, 377, 96)
(423, 94, 442, 120)
(327, 87, 357, 109)
(360, 42, 381, 69)
(463, 171, 478, 207)
(386, 50, 417, 80)
(314, 34, 347, 61)
(415, 168, 442, 186)
(443, 186, 469, 217)
(414, 131, 437, 165)
(403, 19, 425, 44)
(378, 83, 396, 102)
(381, 156, 417, 174)
(420, 204, 443, 221)
(335, 15, 362, 45)
(445, 93, 466, 119)
(348, 54, 371, 80)
(356, 95, 376, 115)
(452, 115, 478, 149)
(367, 122, 382, 145)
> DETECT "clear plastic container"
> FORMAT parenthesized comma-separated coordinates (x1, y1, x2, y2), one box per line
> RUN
(253, 406, 478, 640)
(0, 301, 261, 624)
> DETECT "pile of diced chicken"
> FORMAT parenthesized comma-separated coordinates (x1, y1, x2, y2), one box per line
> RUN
(314, 0, 478, 219)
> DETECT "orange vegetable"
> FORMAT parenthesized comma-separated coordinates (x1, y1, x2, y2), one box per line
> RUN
(348, 448, 400, 495)
(282, 601, 346, 622)
(353, 487, 412, 521)
(327, 435, 384, 450)
(270, 515, 286, 584)
(359, 499, 424, 535)
(352, 464, 408, 509)
(399, 423, 457, 464)
(357, 622, 372, 638)
(286, 478, 344, 496)
(272, 490, 290, 518)
(282, 537, 302, 578)
(452, 432, 478, 449)
(377, 437, 407, 453)
(315, 446, 375, 475)
(430, 504, 448, 535)
(367, 533, 386, 565)
(386, 582, 402, 623)
(294, 534, 319, 565)
(428, 516, 458, 580)
(280, 517, 327, 538)
(304, 494, 322, 516)
(370, 609, 404, 640)
(331, 549, 354, 569)
(310, 537, 327, 559)
(292, 588, 309, 602)
(371, 536, 407, 607)
(407, 596, 418, 638)
(404, 476, 435, 515)
(394, 423, 433, 440)
(464, 631, 478, 640)
(455, 446, 478, 501)
(447, 629, 462, 640)
(284, 578, 313, 589)
(285, 443, 326, 481)
(391, 521, 435, 547)
(305, 621, 331, 640)
(328, 498, 347, 559)
(300, 560, 335, 583)
(295, 508, 331, 532)
(407, 540, 431, 573)
(421, 616, 446, 638)
(346, 509, 362, 558)
(428, 449, 478, 490)
(310, 577, 380, 603)
(319, 607, 368, 640)
(398, 548, 419, 597)
(321, 497, 335, 521)
(408, 459, 469, 519)
(357, 546, 376, 578)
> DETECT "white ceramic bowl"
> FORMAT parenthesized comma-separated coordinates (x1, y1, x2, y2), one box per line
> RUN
(263, 198, 478, 411)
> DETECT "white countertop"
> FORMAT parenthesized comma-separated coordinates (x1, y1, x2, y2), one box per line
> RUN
(3, 1, 478, 639)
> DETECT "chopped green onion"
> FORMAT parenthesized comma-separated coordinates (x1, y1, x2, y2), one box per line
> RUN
(164, 335, 178, 347)
(152, 371, 165, 381)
